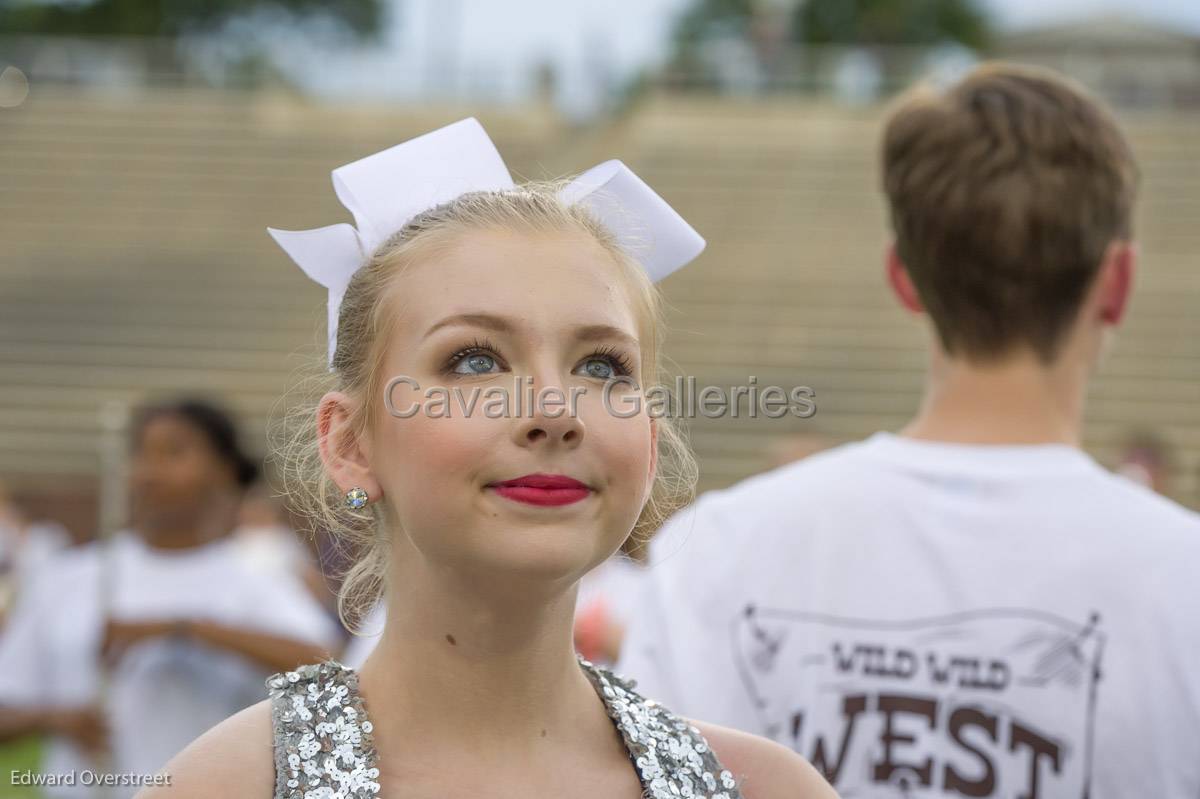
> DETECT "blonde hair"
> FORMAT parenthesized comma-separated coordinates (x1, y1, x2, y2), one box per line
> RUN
(271, 180, 698, 632)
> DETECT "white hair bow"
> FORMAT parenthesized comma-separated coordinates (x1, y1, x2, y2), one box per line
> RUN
(267, 117, 705, 371)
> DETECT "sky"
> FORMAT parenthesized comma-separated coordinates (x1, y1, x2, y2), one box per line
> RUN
(285, 0, 1200, 104)
(375, 0, 1200, 71)
(983, 0, 1200, 32)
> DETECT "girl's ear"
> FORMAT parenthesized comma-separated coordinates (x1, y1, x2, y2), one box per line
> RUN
(317, 391, 382, 503)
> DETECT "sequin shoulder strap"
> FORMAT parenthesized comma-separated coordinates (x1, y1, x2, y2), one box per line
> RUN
(579, 658, 745, 799)
(266, 661, 382, 799)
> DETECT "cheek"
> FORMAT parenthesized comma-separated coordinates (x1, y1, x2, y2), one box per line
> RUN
(579, 392, 653, 496)
(139, 458, 208, 511)
(377, 408, 504, 503)
(173, 455, 215, 494)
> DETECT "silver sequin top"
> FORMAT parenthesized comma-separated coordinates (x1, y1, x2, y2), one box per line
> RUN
(266, 657, 744, 799)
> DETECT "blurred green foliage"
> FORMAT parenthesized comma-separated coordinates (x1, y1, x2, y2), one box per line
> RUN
(799, 0, 988, 48)
(0, 736, 43, 799)
(0, 0, 383, 38)
(674, 0, 990, 51)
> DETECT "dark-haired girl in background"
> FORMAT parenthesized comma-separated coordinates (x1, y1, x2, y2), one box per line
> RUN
(0, 397, 338, 798)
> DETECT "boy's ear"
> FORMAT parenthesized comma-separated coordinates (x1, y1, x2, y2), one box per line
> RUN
(1098, 240, 1136, 326)
(886, 243, 924, 314)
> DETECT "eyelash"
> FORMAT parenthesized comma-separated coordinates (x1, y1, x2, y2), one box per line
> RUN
(586, 345, 634, 377)
(442, 338, 634, 377)
(444, 338, 503, 373)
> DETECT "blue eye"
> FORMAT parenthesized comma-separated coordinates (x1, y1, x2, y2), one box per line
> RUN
(445, 340, 632, 380)
(577, 358, 615, 379)
(446, 335, 501, 374)
(453, 352, 499, 375)
(574, 347, 634, 381)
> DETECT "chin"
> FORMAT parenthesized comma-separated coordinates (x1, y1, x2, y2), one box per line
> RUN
(456, 522, 621, 590)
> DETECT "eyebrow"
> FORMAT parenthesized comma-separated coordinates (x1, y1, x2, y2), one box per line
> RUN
(422, 312, 639, 348)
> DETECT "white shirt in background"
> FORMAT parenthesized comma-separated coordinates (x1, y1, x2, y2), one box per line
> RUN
(0, 519, 70, 617)
(576, 555, 645, 630)
(618, 432, 1200, 799)
(575, 554, 646, 665)
(0, 530, 341, 798)
(340, 602, 386, 670)
(230, 523, 314, 581)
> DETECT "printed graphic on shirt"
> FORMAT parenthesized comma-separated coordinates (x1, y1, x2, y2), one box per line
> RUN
(733, 606, 1104, 799)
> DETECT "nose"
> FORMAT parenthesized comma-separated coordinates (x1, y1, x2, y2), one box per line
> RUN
(510, 379, 585, 450)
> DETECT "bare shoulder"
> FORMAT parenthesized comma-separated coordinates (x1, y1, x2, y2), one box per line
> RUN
(693, 720, 838, 799)
(135, 698, 276, 799)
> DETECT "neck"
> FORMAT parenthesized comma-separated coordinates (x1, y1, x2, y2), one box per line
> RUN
(903, 345, 1090, 447)
(139, 492, 239, 550)
(356, 555, 613, 767)
(140, 528, 218, 550)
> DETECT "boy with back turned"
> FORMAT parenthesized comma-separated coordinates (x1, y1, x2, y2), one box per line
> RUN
(619, 64, 1200, 798)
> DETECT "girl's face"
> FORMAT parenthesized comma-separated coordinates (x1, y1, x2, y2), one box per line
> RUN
(350, 227, 657, 587)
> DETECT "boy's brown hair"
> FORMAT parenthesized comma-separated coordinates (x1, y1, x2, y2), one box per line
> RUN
(881, 62, 1139, 362)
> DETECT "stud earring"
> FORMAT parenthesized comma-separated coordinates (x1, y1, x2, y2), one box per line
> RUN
(344, 487, 369, 510)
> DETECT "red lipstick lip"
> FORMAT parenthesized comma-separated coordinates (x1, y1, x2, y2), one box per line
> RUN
(487, 473, 593, 507)
(490, 473, 590, 490)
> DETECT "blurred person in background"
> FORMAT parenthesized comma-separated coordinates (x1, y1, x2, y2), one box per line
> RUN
(618, 63, 1200, 798)
(1113, 428, 1174, 496)
(0, 397, 339, 797)
(0, 481, 71, 626)
(573, 543, 647, 667)
(338, 599, 385, 670)
(234, 474, 336, 614)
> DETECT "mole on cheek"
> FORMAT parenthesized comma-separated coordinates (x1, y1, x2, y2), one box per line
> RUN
(445, 634, 457, 646)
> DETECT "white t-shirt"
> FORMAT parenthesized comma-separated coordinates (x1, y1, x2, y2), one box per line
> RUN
(230, 524, 316, 582)
(618, 432, 1200, 799)
(0, 520, 70, 615)
(0, 530, 340, 797)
